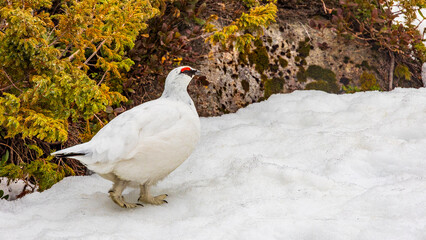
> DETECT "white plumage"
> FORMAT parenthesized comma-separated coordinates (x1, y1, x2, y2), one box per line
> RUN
(52, 66, 201, 208)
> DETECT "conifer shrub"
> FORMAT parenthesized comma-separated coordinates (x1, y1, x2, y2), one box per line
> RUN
(0, 0, 158, 193)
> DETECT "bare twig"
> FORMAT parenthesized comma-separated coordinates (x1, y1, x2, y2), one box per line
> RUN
(187, 32, 214, 42)
(79, 39, 107, 69)
(0, 142, 24, 164)
(389, 52, 395, 90)
(0, 68, 22, 92)
(93, 114, 104, 127)
(299, 22, 312, 41)
(97, 70, 108, 86)
(320, 0, 332, 14)
(47, 26, 57, 43)
(59, 44, 72, 58)
(68, 49, 80, 62)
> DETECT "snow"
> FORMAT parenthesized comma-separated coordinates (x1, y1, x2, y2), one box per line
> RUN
(1, 89, 426, 239)
(1, 178, 26, 200)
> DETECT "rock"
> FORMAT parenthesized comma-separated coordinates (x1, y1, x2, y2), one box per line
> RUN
(190, 16, 400, 116)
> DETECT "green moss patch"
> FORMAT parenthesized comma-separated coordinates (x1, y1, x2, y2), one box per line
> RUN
(248, 39, 270, 74)
(296, 37, 312, 59)
(296, 66, 307, 82)
(264, 77, 284, 99)
(278, 56, 288, 68)
(306, 80, 329, 92)
(304, 65, 339, 93)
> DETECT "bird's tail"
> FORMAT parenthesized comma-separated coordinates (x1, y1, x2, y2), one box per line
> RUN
(52, 152, 86, 158)
(51, 143, 91, 160)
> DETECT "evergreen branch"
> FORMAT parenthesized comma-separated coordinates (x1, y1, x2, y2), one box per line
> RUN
(80, 39, 107, 69)
(68, 49, 80, 62)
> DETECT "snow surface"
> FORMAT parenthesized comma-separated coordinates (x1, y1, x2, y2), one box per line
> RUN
(1, 89, 426, 240)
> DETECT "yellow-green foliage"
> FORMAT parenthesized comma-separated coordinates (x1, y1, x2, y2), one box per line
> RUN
(0, 0, 159, 192)
(360, 71, 381, 91)
(264, 77, 284, 99)
(394, 64, 411, 81)
(0, 0, 157, 142)
(241, 0, 260, 8)
(206, 1, 277, 53)
(342, 85, 361, 93)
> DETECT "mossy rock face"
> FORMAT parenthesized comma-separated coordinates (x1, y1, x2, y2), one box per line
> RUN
(305, 65, 339, 93)
(248, 39, 270, 74)
(356, 60, 379, 74)
(264, 77, 284, 99)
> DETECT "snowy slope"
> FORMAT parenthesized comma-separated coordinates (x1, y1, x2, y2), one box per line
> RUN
(1, 89, 426, 240)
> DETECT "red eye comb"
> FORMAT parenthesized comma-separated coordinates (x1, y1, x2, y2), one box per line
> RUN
(180, 67, 191, 72)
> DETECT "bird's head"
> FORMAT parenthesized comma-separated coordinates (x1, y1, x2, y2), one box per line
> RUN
(165, 66, 201, 87)
(162, 66, 201, 98)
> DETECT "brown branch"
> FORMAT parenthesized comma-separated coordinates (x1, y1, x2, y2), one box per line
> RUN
(389, 52, 395, 90)
(79, 39, 107, 69)
(59, 44, 72, 58)
(0, 142, 24, 164)
(320, 0, 332, 15)
(93, 114, 104, 127)
(97, 70, 108, 86)
(187, 32, 214, 42)
(0, 68, 22, 92)
(68, 49, 80, 62)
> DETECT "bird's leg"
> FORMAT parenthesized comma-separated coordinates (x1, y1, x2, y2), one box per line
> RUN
(109, 180, 142, 208)
(138, 184, 168, 205)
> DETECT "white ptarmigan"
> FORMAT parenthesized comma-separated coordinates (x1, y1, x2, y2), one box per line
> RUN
(51, 66, 201, 208)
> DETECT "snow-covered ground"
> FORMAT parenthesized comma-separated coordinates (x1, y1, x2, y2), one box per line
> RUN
(1, 89, 426, 240)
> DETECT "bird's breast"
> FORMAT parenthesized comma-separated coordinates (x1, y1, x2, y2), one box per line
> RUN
(112, 109, 200, 184)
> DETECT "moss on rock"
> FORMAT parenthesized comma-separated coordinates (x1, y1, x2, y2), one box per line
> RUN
(248, 39, 270, 74)
(278, 56, 288, 68)
(296, 37, 312, 59)
(296, 66, 307, 82)
(305, 80, 329, 92)
(305, 65, 339, 93)
(264, 77, 284, 99)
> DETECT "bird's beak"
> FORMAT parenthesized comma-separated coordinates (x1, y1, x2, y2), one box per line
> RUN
(194, 69, 201, 76)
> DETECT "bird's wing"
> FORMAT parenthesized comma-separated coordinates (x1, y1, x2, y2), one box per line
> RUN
(83, 99, 184, 165)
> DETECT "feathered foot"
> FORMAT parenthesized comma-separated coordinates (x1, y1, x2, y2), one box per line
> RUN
(138, 184, 168, 205)
(109, 179, 143, 208)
